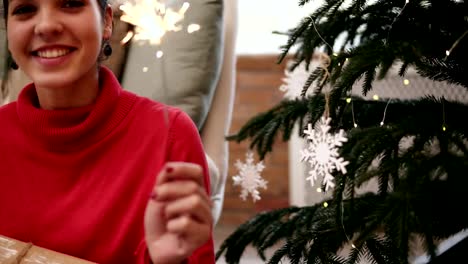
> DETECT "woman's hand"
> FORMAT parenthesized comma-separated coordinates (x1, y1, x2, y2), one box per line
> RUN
(144, 162, 213, 264)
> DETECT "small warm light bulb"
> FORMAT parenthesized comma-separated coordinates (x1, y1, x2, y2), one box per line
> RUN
(442, 125, 446, 131)
(345, 58, 349, 62)
(446, 50, 450, 56)
(323, 202, 329, 208)
(333, 53, 338, 56)
(373, 94, 379, 100)
(338, 62, 341, 66)
(380, 121, 384, 126)
(156, 50, 164, 58)
(354, 123, 358, 128)
(351, 244, 356, 248)
(316, 188, 322, 193)
(403, 79, 410, 85)
(346, 98, 352, 103)
(187, 24, 201, 33)
(142, 67, 149, 72)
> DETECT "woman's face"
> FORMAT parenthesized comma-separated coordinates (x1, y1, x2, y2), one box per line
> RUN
(6, 0, 112, 89)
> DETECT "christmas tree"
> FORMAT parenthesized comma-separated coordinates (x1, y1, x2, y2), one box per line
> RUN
(216, 0, 468, 263)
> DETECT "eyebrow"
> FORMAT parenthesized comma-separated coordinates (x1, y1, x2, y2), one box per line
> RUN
(9, 0, 34, 4)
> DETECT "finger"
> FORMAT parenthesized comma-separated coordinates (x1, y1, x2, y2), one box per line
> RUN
(155, 180, 211, 204)
(166, 215, 211, 244)
(146, 234, 188, 263)
(156, 162, 204, 187)
(164, 194, 212, 224)
(144, 198, 167, 242)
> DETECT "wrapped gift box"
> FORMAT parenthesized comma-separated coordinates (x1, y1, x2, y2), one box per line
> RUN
(0, 235, 96, 264)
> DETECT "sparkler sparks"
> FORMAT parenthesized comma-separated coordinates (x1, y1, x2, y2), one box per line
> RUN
(119, 0, 190, 45)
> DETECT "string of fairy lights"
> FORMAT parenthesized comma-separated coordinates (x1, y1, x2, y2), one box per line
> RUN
(308, 0, 460, 134)
(306, 0, 466, 250)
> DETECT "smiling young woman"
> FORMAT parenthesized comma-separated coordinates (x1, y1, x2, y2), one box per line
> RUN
(6, 0, 112, 109)
(0, 0, 215, 263)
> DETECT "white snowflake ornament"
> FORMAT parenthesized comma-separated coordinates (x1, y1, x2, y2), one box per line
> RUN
(232, 151, 267, 202)
(279, 60, 319, 100)
(301, 117, 349, 191)
(279, 53, 331, 100)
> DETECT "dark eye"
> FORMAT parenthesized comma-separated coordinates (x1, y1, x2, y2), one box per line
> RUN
(11, 4, 36, 15)
(62, 0, 84, 8)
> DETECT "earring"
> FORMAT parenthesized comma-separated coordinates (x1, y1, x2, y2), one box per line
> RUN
(10, 59, 18, 70)
(103, 43, 112, 57)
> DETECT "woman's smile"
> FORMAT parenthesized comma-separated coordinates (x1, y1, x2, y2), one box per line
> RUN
(31, 45, 77, 67)
(34, 47, 74, 58)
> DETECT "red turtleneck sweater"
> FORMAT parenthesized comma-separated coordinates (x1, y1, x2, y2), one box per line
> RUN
(0, 67, 215, 263)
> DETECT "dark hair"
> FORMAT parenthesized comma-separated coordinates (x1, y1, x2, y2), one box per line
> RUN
(2, 0, 109, 23)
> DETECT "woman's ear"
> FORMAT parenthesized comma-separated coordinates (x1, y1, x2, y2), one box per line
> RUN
(103, 4, 113, 39)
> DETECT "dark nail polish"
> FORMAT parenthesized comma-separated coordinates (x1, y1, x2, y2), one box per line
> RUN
(149, 191, 157, 200)
(166, 167, 173, 173)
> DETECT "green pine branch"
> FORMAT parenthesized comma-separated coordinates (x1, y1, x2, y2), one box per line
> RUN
(416, 58, 468, 89)
(226, 97, 311, 159)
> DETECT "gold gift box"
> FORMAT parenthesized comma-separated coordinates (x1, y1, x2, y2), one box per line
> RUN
(0, 236, 96, 264)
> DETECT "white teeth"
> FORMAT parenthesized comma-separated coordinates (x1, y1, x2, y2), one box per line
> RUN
(37, 49, 71, 58)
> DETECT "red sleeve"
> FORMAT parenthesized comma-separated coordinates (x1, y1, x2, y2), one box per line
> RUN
(168, 110, 215, 264)
(135, 109, 215, 264)
(167, 110, 211, 195)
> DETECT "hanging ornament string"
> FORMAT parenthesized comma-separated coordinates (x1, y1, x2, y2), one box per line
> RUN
(300, 52, 331, 97)
(305, 17, 335, 99)
(324, 92, 330, 119)
(308, 16, 333, 89)
(318, 54, 331, 88)
(300, 53, 332, 97)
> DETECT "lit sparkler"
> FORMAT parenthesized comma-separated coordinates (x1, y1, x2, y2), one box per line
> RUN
(119, 0, 191, 45)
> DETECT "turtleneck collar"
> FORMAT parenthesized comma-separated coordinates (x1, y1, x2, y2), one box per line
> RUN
(16, 66, 137, 152)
